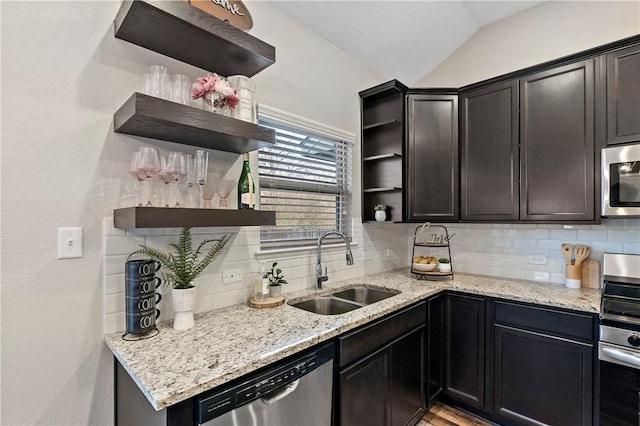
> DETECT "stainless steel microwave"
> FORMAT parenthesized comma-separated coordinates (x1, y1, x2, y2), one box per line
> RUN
(602, 143, 640, 217)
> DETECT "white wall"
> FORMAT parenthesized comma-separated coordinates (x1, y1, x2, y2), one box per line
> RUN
(415, 1, 640, 87)
(1, 1, 385, 424)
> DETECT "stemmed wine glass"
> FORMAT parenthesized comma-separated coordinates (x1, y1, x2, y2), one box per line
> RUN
(195, 150, 209, 208)
(215, 179, 237, 209)
(128, 151, 145, 207)
(185, 154, 195, 208)
(158, 156, 174, 207)
(137, 147, 161, 207)
(167, 152, 188, 207)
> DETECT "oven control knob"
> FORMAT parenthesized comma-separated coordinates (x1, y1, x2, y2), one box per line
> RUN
(628, 334, 640, 347)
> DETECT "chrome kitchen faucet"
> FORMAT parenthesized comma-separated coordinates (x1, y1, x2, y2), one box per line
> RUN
(316, 231, 354, 289)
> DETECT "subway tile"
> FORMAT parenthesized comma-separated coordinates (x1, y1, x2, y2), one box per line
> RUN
(577, 230, 608, 242)
(525, 229, 549, 240)
(623, 243, 640, 255)
(513, 239, 536, 249)
(536, 240, 562, 251)
(492, 239, 512, 248)
(127, 228, 165, 237)
(592, 242, 625, 254)
(502, 268, 525, 280)
(104, 312, 125, 334)
(549, 273, 565, 285)
(525, 271, 550, 282)
(625, 219, 640, 230)
(103, 217, 125, 237)
(104, 293, 124, 315)
(104, 274, 124, 295)
(503, 229, 525, 239)
(550, 230, 577, 241)
(608, 230, 640, 242)
(105, 255, 126, 276)
(104, 235, 146, 256)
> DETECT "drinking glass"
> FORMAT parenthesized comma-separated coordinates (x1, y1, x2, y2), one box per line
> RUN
(185, 154, 195, 207)
(138, 147, 161, 207)
(195, 150, 209, 208)
(128, 151, 145, 207)
(202, 180, 217, 208)
(158, 156, 174, 207)
(167, 152, 188, 207)
(171, 74, 191, 105)
(215, 179, 237, 209)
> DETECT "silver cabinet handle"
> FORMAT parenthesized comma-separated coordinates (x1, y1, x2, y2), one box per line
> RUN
(260, 380, 300, 405)
(602, 347, 640, 368)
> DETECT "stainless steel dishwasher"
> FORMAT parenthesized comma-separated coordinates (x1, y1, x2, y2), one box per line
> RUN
(197, 342, 334, 426)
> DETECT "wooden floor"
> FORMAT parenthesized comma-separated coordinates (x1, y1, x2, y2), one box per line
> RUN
(418, 402, 494, 426)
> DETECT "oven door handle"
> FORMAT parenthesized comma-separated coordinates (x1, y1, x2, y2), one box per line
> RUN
(602, 347, 640, 368)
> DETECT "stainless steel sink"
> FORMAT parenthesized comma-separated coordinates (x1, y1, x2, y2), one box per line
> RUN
(290, 297, 361, 315)
(290, 286, 400, 315)
(331, 287, 399, 305)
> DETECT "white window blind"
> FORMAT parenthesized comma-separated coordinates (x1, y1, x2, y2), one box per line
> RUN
(258, 107, 353, 249)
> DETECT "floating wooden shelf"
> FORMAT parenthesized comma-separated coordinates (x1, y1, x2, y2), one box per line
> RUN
(114, 207, 276, 228)
(363, 187, 403, 193)
(114, 93, 276, 153)
(114, 0, 275, 77)
(363, 119, 400, 130)
(362, 153, 402, 162)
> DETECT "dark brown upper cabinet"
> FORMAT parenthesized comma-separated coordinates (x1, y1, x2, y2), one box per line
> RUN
(406, 92, 459, 222)
(360, 80, 408, 223)
(607, 43, 640, 145)
(460, 81, 519, 221)
(519, 59, 596, 222)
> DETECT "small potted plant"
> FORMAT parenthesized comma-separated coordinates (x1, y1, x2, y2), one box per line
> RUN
(267, 262, 288, 297)
(438, 257, 452, 273)
(374, 204, 387, 222)
(128, 227, 230, 330)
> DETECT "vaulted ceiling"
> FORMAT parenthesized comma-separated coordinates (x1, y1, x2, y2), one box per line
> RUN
(266, 1, 544, 85)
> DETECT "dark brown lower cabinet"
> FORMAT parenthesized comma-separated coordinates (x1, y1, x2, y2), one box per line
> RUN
(339, 311, 426, 426)
(339, 326, 425, 426)
(444, 293, 486, 410)
(426, 294, 445, 407)
(494, 326, 593, 426)
(340, 347, 389, 426)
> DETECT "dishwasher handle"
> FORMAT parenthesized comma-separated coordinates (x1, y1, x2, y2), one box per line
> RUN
(260, 379, 300, 405)
(602, 346, 640, 368)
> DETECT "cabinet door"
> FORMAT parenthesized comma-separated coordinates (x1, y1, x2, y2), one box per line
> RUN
(406, 94, 459, 222)
(426, 294, 444, 407)
(494, 326, 593, 426)
(520, 60, 596, 221)
(460, 81, 519, 221)
(607, 43, 640, 145)
(340, 348, 389, 426)
(445, 294, 486, 409)
(390, 327, 425, 426)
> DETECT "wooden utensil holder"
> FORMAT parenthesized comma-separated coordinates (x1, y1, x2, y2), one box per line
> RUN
(565, 264, 582, 288)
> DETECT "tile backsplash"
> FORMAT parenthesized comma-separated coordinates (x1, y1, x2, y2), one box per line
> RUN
(103, 217, 639, 334)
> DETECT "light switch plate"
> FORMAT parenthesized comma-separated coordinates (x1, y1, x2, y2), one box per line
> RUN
(58, 227, 83, 259)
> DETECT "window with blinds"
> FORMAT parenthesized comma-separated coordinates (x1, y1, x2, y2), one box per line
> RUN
(258, 110, 353, 249)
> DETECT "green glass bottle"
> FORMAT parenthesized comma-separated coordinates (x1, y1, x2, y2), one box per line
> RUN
(238, 152, 255, 210)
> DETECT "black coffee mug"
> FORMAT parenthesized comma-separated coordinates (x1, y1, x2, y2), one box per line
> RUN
(126, 259, 161, 281)
(126, 293, 162, 314)
(125, 276, 162, 298)
(126, 309, 160, 335)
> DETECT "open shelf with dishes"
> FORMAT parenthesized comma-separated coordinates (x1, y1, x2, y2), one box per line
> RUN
(112, 0, 278, 228)
(411, 223, 454, 279)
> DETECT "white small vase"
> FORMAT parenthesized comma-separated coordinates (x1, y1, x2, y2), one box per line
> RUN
(269, 285, 282, 298)
(439, 263, 452, 273)
(172, 287, 196, 330)
(375, 210, 386, 222)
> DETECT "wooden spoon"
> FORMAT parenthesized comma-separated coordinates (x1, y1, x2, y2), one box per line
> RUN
(561, 243, 573, 265)
(574, 245, 590, 265)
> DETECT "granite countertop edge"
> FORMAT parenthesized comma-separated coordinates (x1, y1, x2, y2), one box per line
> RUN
(104, 270, 601, 410)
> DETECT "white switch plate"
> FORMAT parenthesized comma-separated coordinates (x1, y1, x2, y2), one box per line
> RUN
(223, 268, 242, 284)
(57, 227, 83, 259)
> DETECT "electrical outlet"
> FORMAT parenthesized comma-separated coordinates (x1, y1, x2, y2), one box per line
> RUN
(223, 268, 242, 284)
(528, 255, 548, 265)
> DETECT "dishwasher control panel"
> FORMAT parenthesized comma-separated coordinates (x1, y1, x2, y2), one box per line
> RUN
(197, 342, 334, 425)
(236, 357, 317, 405)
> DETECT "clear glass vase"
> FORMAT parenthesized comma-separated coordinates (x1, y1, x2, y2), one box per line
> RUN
(202, 92, 229, 116)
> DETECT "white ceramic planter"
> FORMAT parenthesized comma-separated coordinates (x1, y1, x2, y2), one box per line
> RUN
(438, 263, 452, 273)
(172, 287, 196, 330)
(269, 285, 282, 298)
(375, 210, 386, 222)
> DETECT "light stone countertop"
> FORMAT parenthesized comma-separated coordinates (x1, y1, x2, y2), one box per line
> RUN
(104, 270, 601, 411)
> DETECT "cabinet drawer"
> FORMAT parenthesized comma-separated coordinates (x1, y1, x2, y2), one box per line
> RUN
(494, 301, 596, 342)
(338, 302, 426, 367)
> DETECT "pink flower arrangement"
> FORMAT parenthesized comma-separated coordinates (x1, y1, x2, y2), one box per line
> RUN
(192, 73, 240, 109)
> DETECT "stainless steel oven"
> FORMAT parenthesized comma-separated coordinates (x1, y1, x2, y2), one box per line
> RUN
(600, 253, 640, 425)
(602, 143, 640, 217)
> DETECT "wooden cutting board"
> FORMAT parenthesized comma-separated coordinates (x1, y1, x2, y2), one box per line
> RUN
(581, 258, 601, 289)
